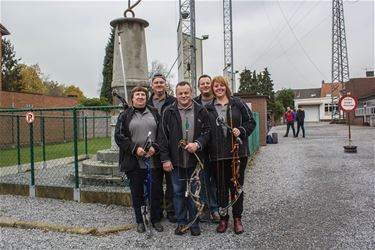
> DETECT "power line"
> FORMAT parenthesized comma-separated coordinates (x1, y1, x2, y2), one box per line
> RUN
(277, 0, 328, 80)
(250, 1, 322, 68)
(261, 1, 315, 87)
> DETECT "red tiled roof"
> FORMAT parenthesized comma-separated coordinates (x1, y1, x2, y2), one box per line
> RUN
(320, 82, 343, 97)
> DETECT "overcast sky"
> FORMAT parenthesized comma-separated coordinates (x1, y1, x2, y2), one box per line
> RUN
(1, 0, 374, 97)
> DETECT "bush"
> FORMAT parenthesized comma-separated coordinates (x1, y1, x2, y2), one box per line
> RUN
(78, 97, 110, 107)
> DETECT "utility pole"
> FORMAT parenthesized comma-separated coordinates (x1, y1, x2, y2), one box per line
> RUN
(223, 0, 234, 92)
(331, 0, 350, 120)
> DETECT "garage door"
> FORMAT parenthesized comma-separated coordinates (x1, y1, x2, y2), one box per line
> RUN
(300, 105, 320, 122)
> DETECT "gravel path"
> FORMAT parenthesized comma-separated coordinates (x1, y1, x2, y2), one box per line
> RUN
(1, 123, 374, 249)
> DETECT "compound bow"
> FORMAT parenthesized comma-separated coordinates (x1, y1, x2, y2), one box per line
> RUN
(178, 139, 205, 233)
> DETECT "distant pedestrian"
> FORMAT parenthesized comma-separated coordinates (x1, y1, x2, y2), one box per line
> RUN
(283, 107, 296, 137)
(295, 107, 305, 138)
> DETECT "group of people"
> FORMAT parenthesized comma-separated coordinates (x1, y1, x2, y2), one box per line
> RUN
(115, 73, 256, 236)
(284, 106, 305, 138)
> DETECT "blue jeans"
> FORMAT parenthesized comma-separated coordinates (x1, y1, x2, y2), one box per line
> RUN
(200, 165, 218, 212)
(171, 167, 199, 228)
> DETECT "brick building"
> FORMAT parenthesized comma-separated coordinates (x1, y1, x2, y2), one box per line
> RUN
(235, 94, 267, 146)
(0, 91, 78, 148)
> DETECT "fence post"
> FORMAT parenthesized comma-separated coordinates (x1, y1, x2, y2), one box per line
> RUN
(17, 116, 21, 173)
(41, 116, 46, 169)
(29, 122, 35, 197)
(84, 116, 88, 158)
(73, 108, 80, 202)
(93, 110, 96, 139)
(62, 110, 66, 143)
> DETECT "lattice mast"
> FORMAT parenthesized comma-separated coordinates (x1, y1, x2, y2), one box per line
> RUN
(223, 0, 234, 92)
(331, 0, 350, 119)
(178, 0, 197, 96)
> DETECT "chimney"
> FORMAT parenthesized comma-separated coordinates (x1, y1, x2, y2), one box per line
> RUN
(366, 71, 374, 77)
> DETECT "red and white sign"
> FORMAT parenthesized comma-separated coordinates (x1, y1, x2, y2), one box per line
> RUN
(25, 112, 35, 124)
(338, 95, 358, 112)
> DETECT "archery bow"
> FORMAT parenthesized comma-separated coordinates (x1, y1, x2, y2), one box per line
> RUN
(141, 131, 153, 237)
(215, 116, 243, 217)
(178, 139, 205, 233)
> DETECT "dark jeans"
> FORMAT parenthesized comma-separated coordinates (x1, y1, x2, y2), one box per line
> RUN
(171, 167, 199, 228)
(285, 122, 296, 136)
(160, 171, 175, 215)
(212, 157, 247, 219)
(296, 121, 305, 137)
(127, 167, 163, 224)
(200, 163, 218, 213)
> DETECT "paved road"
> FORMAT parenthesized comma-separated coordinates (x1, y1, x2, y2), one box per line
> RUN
(246, 122, 375, 249)
(0, 122, 374, 249)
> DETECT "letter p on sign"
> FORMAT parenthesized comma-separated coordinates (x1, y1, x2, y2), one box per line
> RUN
(25, 112, 35, 124)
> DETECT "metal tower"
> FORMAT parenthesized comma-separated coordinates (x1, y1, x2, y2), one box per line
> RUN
(223, 0, 234, 92)
(331, 0, 349, 119)
(177, 0, 197, 96)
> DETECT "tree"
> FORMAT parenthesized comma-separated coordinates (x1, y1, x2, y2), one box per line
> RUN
(239, 67, 277, 114)
(275, 88, 295, 110)
(100, 28, 114, 101)
(44, 80, 65, 96)
(63, 85, 85, 100)
(17, 64, 48, 94)
(1, 38, 21, 91)
(238, 68, 258, 95)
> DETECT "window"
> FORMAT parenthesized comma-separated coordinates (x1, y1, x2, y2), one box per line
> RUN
(324, 103, 338, 116)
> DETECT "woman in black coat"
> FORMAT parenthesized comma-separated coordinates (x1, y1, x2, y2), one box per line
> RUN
(205, 76, 256, 234)
(114, 86, 163, 234)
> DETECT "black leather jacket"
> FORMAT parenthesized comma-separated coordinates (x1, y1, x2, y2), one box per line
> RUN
(158, 100, 210, 168)
(205, 96, 256, 161)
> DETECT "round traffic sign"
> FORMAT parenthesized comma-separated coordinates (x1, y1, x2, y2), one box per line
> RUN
(25, 112, 35, 124)
(338, 95, 358, 112)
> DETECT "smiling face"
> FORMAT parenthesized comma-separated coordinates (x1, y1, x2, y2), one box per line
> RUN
(198, 76, 212, 96)
(176, 84, 192, 108)
(132, 91, 147, 108)
(151, 77, 166, 96)
(212, 81, 228, 99)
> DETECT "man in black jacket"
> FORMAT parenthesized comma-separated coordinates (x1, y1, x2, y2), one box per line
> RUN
(159, 81, 210, 236)
(147, 73, 177, 223)
(295, 107, 305, 138)
(194, 74, 220, 223)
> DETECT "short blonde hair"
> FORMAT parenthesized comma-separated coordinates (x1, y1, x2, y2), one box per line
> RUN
(211, 76, 232, 98)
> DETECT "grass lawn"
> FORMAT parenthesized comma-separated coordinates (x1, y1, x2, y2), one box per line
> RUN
(0, 137, 111, 167)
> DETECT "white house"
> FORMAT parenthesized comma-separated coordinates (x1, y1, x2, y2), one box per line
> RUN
(293, 82, 342, 122)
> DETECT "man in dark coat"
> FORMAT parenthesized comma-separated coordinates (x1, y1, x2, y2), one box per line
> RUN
(159, 81, 210, 236)
(147, 73, 177, 223)
(295, 107, 305, 138)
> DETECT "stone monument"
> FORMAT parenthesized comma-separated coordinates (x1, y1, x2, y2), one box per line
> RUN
(79, 1, 150, 186)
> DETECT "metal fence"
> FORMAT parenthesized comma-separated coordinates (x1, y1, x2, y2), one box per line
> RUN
(0, 107, 260, 202)
(248, 112, 260, 156)
(0, 106, 122, 200)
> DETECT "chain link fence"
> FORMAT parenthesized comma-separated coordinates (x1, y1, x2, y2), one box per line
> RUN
(0, 106, 123, 199)
(0, 106, 260, 202)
